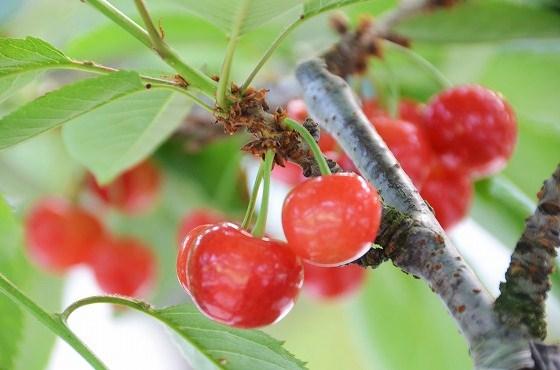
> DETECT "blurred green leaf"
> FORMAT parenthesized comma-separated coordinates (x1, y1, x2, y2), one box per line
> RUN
(0, 197, 65, 370)
(157, 136, 247, 215)
(0, 37, 72, 102)
(0, 71, 147, 151)
(170, 0, 301, 36)
(62, 90, 190, 184)
(303, 0, 372, 18)
(397, 0, 560, 43)
(0, 197, 26, 369)
(157, 304, 307, 370)
(350, 264, 472, 370)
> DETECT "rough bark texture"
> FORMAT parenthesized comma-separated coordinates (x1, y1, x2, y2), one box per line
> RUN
(295, 58, 537, 369)
(495, 165, 560, 340)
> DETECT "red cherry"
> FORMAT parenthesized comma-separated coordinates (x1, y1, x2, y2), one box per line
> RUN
(303, 263, 366, 300)
(287, 99, 337, 152)
(282, 173, 382, 266)
(372, 117, 435, 189)
(272, 161, 305, 186)
(362, 98, 386, 119)
(423, 85, 517, 177)
(398, 99, 425, 126)
(88, 160, 161, 214)
(185, 222, 303, 328)
(286, 99, 308, 122)
(91, 236, 156, 297)
(363, 98, 425, 126)
(176, 209, 224, 247)
(25, 198, 104, 272)
(420, 162, 473, 230)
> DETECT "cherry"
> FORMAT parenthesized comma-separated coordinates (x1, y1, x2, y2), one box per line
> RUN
(420, 162, 473, 230)
(398, 99, 425, 126)
(371, 116, 435, 189)
(286, 99, 308, 122)
(88, 160, 161, 214)
(271, 161, 305, 186)
(282, 173, 382, 266)
(303, 263, 366, 300)
(91, 236, 155, 297)
(287, 98, 337, 152)
(25, 198, 104, 272)
(362, 98, 425, 126)
(184, 222, 303, 328)
(176, 208, 224, 247)
(423, 85, 517, 177)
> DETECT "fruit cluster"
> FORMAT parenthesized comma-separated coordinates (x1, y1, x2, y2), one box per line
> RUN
(284, 84, 517, 230)
(364, 85, 517, 229)
(177, 171, 381, 328)
(24, 161, 159, 297)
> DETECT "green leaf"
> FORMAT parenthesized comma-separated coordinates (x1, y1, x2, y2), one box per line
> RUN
(350, 264, 472, 370)
(0, 37, 72, 102)
(397, 0, 560, 43)
(0, 71, 147, 151)
(62, 89, 190, 184)
(0, 197, 25, 370)
(156, 304, 307, 370)
(171, 0, 301, 36)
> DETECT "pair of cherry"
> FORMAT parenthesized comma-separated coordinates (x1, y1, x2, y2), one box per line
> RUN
(176, 172, 382, 329)
(25, 161, 159, 297)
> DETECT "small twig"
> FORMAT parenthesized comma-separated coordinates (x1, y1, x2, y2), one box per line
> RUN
(495, 164, 560, 340)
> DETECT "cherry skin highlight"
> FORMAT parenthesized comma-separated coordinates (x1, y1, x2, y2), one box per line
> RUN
(176, 224, 209, 293)
(420, 162, 473, 230)
(176, 208, 224, 247)
(282, 173, 382, 266)
(303, 263, 366, 300)
(88, 160, 161, 214)
(25, 198, 104, 272)
(423, 85, 517, 177)
(186, 222, 303, 328)
(371, 116, 435, 189)
(91, 236, 156, 297)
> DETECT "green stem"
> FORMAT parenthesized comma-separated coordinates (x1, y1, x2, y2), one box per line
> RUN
(252, 150, 275, 238)
(241, 18, 302, 91)
(84, 0, 217, 97)
(216, 0, 251, 108)
(61, 296, 153, 322)
(383, 40, 452, 89)
(0, 273, 108, 370)
(67, 60, 214, 112)
(283, 118, 331, 176)
(241, 161, 265, 229)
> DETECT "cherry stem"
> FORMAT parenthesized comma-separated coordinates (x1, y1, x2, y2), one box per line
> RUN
(282, 118, 332, 176)
(241, 161, 264, 229)
(252, 150, 274, 238)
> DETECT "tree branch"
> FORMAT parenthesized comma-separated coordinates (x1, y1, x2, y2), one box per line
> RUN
(495, 164, 560, 340)
(295, 58, 535, 369)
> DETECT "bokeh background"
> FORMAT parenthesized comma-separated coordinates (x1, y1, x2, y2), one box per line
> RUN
(1, 0, 559, 369)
